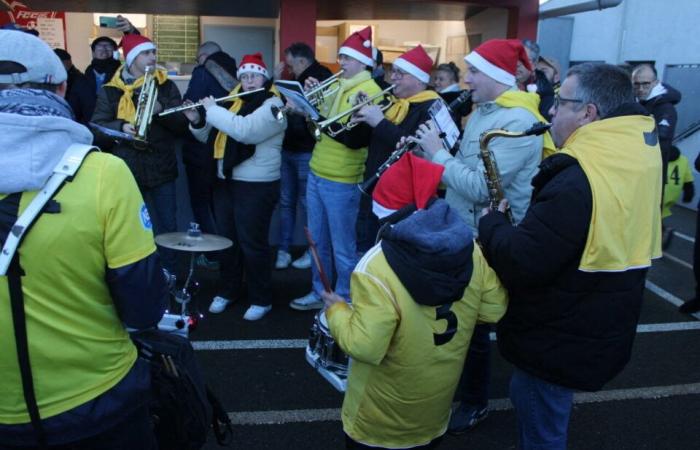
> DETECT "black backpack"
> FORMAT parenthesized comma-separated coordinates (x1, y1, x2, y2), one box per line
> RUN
(131, 329, 233, 450)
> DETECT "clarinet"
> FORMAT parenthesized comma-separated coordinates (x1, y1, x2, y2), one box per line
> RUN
(479, 122, 551, 224)
(358, 91, 473, 196)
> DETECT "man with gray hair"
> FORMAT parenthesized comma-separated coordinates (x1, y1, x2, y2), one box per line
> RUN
(479, 62, 662, 449)
(181, 41, 238, 270)
(0, 30, 166, 449)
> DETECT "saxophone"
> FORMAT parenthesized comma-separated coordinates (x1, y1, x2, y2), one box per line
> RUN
(478, 122, 551, 224)
(133, 66, 158, 149)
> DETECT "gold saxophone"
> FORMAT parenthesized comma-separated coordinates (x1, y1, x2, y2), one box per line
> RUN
(133, 66, 158, 149)
(479, 122, 551, 224)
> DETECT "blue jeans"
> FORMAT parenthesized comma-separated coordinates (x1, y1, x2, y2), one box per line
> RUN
(141, 181, 177, 273)
(306, 172, 360, 299)
(279, 150, 312, 252)
(509, 368, 574, 450)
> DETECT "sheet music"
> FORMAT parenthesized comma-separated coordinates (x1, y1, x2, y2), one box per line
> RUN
(273, 80, 320, 121)
(89, 122, 136, 141)
(428, 100, 460, 150)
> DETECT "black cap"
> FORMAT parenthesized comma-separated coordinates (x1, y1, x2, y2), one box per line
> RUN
(90, 36, 118, 52)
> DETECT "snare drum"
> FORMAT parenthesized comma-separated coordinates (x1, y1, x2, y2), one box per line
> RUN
(305, 310, 349, 392)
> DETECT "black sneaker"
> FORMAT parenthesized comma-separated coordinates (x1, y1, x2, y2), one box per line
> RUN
(679, 298, 700, 314)
(448, 403, 489, 434)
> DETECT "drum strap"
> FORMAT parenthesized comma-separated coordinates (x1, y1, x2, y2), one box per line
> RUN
(1, 143, 95, 449)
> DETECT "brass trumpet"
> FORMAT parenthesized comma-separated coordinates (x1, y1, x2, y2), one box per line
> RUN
(305, 70, 344, 107)
(133, 66, 158, 148)
(307, 84, 395, 141)
(158, 87, 265, 116)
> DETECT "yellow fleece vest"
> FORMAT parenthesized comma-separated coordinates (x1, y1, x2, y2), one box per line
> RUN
(309, 72, 382, 184)
(560, 115, 662, 272)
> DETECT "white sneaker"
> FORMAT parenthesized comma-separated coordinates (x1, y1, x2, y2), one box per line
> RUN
(291, 251, 312, 269)
(289, 291, 323, 311)
(208, 296, 231, 314)
(275, 250, 292, 269)
(243, 304, 272, 321)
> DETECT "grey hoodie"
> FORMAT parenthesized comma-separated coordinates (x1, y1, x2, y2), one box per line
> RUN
(0, 111, 93, 194)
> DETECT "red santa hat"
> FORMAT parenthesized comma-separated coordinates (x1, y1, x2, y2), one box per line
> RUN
(372, 153, 445, 219)
(464, 39, 531, 87)
(338, 26, 373, 67)
(120, 34, 156, 68)
(393, 45, 434, 84)
(237, 52, 269, 79)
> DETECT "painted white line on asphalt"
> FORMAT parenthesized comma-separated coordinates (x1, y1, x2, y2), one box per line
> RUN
(192, 339, 307, 350)
(645, 280, 700, 320)
(227, 382, 700, 425)
(663, 252, 694, 270)
(193, 321, 700, 351)
(674, 231, 695, 244)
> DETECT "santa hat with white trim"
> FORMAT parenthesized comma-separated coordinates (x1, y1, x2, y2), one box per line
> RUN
(120, 34, 156, 68)
(393, 45, 433, 84)
(464, 39, 531, 87)
(237, 52, 269, 79)
(338, 26, 373, 67)
(372, 153, 445, 219)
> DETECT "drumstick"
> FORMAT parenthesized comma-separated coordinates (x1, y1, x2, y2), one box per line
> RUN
(304, 227, 333, 294)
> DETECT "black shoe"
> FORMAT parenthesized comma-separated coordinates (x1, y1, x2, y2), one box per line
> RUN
(679, 298, 700, 314)
(448, 403, 489, 435)
(662, 227, 675, 250)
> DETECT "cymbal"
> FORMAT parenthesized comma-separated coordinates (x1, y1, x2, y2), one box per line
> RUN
(155, 232, 233, 252)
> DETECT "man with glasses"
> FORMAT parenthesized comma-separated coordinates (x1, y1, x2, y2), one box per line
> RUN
(84, 16, 139, 121)
(632, 64, 681, 184)
(479, 62, 662, 449)
(410, 38, 546, 435)
(351, 45, 441, 253)
(181, 42, 237, 270)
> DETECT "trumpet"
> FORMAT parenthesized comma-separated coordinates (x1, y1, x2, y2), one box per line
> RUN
(133, 66, 158, 148)
(479, 122, 551, 223)
(307, 84, 395, 141)
(158, 87, 265, 116)
(305, 70, 344, 107)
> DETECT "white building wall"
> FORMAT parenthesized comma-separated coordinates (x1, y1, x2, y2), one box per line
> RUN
(561, 0, 700, 77)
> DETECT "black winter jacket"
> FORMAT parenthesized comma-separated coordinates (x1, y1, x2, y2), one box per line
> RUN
(479, 149, 648, 392)
(364, 99, 438, 180)
(281, 61, 333, 153)
(92, 73, 189, 189)
(65, 66, 93, 125)
(640, 83, 681, 182)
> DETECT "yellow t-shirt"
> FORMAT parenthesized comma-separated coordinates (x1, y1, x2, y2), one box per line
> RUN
(663, 155, 694, 218)
(0, 152, 156, 423)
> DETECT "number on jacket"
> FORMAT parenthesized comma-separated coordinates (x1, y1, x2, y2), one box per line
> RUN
(433, 303, 458, 346)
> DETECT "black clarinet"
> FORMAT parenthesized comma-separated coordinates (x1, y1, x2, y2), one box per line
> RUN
(358, 91, 472, 196)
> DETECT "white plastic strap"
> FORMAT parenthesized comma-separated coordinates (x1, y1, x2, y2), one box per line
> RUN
(0, 144, 96, 276)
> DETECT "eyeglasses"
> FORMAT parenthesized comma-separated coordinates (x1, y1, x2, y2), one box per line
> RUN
(553, 94, 583, 109)
(633, 81, 653, 87)
(390, 68, 408, 79)
(93, 44, 114, 51)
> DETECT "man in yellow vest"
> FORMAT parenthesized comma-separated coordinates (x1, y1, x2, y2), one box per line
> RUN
(289, 27, 382, 310)
(479, 62, 662, 449)
(322, 153, 507, 449)
(352, 45, 443, 253)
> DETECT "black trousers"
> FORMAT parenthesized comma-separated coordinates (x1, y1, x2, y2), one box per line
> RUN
(694, 198, 700, 297)
(213, 179, 279, 306)
(185, 161, 219, 236)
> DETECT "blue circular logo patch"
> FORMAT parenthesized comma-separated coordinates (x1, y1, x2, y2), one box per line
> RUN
(140, 204, 152, 230)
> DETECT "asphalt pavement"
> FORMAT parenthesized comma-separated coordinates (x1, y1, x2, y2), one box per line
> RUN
(175, 205, 700, 450)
